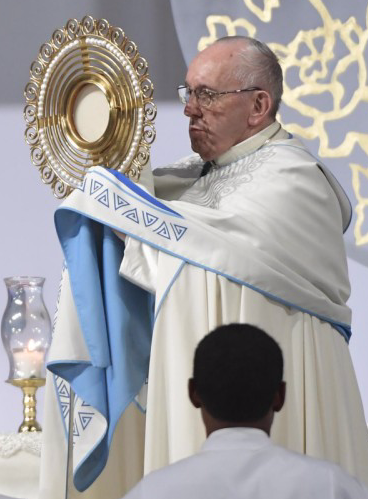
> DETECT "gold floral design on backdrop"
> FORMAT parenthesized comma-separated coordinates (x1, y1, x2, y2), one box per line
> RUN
(242, 0, 279, 22)
(350, 163, 368, 246)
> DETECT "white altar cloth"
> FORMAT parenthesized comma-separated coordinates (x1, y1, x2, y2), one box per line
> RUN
(0, 433, 41, 499)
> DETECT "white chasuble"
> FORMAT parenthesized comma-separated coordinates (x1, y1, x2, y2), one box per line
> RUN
(39, 129, 368, 499)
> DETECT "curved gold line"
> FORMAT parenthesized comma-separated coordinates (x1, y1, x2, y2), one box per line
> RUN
(242, 0, 279, 23)
(350, 163, 368, 246)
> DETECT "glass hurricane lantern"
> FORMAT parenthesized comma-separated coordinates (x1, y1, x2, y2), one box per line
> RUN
(1, 277, 51, 432)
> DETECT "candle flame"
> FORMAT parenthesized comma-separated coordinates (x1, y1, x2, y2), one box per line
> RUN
(27, 339, 37, 352)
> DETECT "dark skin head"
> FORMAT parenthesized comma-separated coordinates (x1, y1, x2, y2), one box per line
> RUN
(188, 378, 286, 437)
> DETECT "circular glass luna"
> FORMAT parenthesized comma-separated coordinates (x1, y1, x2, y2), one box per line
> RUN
(73, 83, 111, 142)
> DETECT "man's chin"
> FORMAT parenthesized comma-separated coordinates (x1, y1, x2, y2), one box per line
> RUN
(190, 141, 212, 162)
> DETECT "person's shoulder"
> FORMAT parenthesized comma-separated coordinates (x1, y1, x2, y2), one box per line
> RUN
(274, 444, 339, 473)
(270, 135, 318, 163)
(153, 153, 203, 177)
(146, 452, 202, 480)
(273, 445, 368, 496)
(127, 453, 204, 499)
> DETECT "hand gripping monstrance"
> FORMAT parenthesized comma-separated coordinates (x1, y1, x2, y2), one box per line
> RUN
(24, 15, 156, 198)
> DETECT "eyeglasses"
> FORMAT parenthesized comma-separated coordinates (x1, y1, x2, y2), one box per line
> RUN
(177, 85, 262, 108)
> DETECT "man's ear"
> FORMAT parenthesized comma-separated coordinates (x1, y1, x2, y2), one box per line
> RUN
(248, 90, 272, 127)
(273, 381, 286, 413)
(188, 378, 202, 409)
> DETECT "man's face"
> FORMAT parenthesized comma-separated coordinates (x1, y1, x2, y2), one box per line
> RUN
(184, 43, 254, 161)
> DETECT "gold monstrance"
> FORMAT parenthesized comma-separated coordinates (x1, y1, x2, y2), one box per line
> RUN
(24, 15, 156, 198)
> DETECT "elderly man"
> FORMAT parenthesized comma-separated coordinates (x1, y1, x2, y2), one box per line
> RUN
(40, 36, 368, 499)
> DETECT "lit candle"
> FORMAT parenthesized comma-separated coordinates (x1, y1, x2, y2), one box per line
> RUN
(12, 340, 45, 379)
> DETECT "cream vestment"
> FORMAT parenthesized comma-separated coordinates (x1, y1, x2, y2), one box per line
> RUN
(39, 123, 368, 499)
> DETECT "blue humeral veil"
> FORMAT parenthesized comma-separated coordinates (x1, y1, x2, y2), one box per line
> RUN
(48, 214, 154, 491)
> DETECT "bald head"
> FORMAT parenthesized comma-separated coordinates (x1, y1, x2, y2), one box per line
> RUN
(208, 36, 283, 116)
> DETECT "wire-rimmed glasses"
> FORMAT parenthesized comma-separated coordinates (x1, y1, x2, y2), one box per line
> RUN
(177, 85, 262, 108)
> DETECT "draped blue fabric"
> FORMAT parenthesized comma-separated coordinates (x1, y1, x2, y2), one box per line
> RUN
(48, 214, 154, 491)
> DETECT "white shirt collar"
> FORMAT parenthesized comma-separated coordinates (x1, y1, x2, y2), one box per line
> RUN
(214, 121, 287, 167)
(202, 427, 271, 452)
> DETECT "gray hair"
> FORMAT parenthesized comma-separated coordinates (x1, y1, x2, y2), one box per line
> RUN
(215, 36, 283, 116)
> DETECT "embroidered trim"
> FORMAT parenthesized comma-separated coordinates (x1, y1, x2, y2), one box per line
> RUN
(158, 153, 203, 170)
(179, 146, 276, 208)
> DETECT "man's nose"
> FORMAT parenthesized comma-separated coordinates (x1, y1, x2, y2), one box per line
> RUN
(184, 93, 202, 117)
